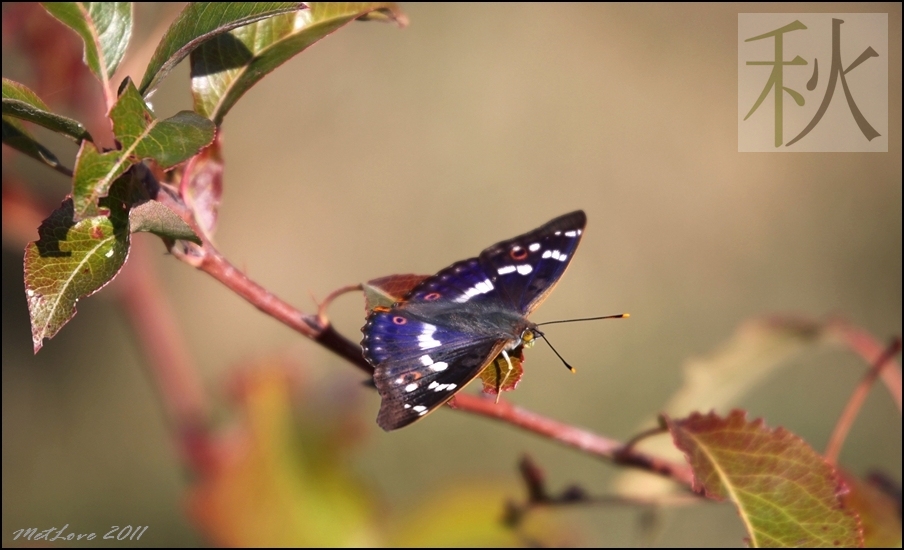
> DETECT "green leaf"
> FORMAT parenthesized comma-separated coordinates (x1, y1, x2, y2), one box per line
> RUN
(41, 2, 132, 87)
(71, 80, 215, 219)
(2, 78, 92, 142)
(1, 117, 65, 172)
(190, 2, 407, 123)
(25, 176, 133, 353)
(111, 80, 216, 169)
(666, 410, 863, 548)
(139, 2, 305, 97)
(71, 140, 132, 219)
(129, 200, 201, 244)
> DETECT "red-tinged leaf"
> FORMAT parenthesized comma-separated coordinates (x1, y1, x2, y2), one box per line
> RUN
(479, 350, 524, 395)
(2, 78, 91, 142)
(839, 472, 902, 547)
(190, 2, 407, 124)
(665, 410, 863, 548)
(180, 134, 223, 242)
(139, 2, 305, 97)
(25, 175, 134, 353)
(362, 274, 427, 310)
(41, 2, 132, 89)
(129, 200, 201, 244)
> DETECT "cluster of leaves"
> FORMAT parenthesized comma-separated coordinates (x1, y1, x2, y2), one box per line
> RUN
(3, 3, 900, 547)
(5, 2, 407, 353)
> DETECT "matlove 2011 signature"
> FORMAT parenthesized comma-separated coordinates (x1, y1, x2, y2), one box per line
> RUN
(11, 524, 148, 542)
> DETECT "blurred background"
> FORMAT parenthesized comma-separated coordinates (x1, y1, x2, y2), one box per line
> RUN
(3, 3, 901, 546)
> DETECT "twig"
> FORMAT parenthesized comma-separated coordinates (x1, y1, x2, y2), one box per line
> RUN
(825, 338, 902, 465)
(829, 319, 902, 412)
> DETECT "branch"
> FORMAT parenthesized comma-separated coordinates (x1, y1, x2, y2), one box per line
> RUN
(155, 186, 695, 488)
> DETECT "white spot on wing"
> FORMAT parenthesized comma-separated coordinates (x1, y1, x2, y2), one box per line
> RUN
(529, 243, 541, 252)
(497, 265, 516, 275)
(428, 381, 439, 390)
(453, 278, 495, 303)
(420, 355, 433, 366)
(418, 323, 441, 349)
(516, 264, 532, 275)
(564, 230, 579, 237)
(431, 361, 449, 372)
(405, 383, 418, 392)
(542, 250, 552, 259)
(413, 405, 427, 415)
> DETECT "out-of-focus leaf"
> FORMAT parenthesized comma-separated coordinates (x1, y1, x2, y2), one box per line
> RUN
(129, 200, 201, 244)
(2, 117, 65, 171)
(72, 80, 215, 219)
(190, 2, 407, 124)
(139, 2, 305, 97)
(41, 2, 132, 87)
(386, 485, 573, 547)
(362, 274, 427, 311)
(3, 4, 92, 108)
(112, 80, 216, 169)
(25, 176, 133, 353)
(187, 363, 376, 546)
(666, 410, 863, 548)
(616, 317, 829, 498)
(479, 350, 523, 395)
(179, 134, 223, 242)
(665, 317, 826, 417)
(840, 472, 902, 548)
(2, 78, 91, 142)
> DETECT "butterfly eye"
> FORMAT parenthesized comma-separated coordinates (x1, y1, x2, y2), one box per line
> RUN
(392, 316, 407, 325)
(424, 292, 441, 301)
(510, 246, 528, 260)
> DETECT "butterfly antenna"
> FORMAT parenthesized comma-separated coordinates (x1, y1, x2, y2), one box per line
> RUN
(535, 330, 576, 373)
(537, 313, 629, 326)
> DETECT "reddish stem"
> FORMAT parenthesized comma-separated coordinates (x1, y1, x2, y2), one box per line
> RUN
(825, 338, 902, 465)
(829, 320, 903, 413)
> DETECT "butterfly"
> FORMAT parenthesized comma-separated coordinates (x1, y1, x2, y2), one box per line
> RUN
(361, 210, 586, 431)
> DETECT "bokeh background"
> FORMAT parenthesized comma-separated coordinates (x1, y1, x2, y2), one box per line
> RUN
(3, 3, 901, 546)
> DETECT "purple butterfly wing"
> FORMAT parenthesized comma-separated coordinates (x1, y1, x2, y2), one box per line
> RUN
(363, 308, 506, 430)
(478, 210, 585, 315)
